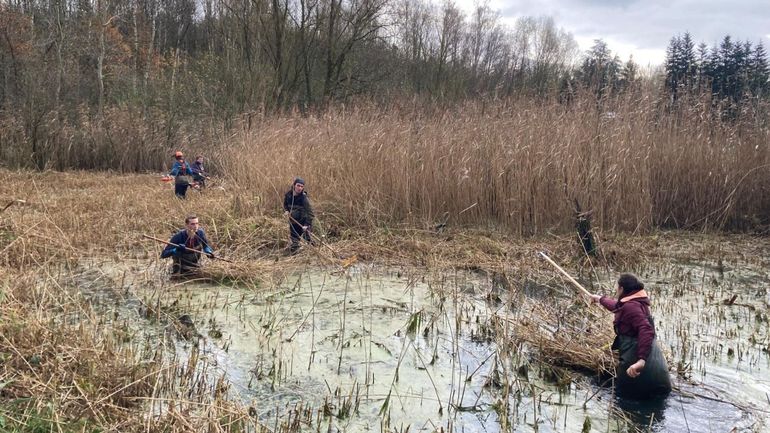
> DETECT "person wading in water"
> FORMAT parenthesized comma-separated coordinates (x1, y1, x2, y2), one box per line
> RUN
(588, 273, 672, 399)
(160, 214, 215, 276)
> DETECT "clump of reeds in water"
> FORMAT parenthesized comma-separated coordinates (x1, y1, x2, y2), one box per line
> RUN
(194, 259, 291, 286)
(489, 266, 617, 375)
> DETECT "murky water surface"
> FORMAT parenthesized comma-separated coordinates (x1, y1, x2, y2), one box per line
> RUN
(81, 242, 770, 432)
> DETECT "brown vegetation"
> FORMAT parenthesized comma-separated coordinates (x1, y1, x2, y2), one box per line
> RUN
(2, 167, 769, 431)
(221, 96, 770, 234)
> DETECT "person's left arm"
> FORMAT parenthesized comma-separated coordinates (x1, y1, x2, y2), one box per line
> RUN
(198, 230, 215, 258)
(303, 195, 314, 226)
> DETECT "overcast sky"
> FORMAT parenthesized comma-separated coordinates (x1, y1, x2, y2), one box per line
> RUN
(455, 0, 770, 67)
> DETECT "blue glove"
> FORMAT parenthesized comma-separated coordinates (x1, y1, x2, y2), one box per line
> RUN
(203, 246, 214, 258)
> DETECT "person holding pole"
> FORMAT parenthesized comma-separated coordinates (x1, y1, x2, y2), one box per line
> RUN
(587, 273, 671, 399)
(160, 214, 214, 275)
(283, 177, 314, 255)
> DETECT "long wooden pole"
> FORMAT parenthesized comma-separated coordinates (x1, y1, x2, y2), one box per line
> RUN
(142, 234, 234, 263)
(538, 251, 592, 298)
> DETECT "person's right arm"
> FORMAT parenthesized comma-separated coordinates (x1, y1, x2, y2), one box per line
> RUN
(169, 162, 180, 176)
(160, 233, 185, 258)
(283, 193, 291, 215)
(588, 294, 619, 311)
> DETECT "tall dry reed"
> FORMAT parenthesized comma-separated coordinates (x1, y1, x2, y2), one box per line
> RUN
(220, 93, 769, 234)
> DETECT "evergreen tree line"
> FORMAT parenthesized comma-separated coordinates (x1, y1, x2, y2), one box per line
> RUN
(665, 32, 769, 104)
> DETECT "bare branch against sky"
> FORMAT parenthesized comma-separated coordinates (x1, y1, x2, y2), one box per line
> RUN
(456, 0, 770, 66)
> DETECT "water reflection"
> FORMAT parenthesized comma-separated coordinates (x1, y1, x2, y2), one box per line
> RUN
(615, 395, 668, 431)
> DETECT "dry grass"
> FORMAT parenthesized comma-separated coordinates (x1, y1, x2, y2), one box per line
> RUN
(0, 168, 650, 273)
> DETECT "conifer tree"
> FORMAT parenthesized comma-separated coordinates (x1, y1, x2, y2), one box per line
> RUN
(748, 42, 769, 97)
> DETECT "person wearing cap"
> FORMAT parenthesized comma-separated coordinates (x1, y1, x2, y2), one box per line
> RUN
(160, 214, 215, 276)
(283, 177, 315, 254)
(587, 273, 671, 399)
(169, 151, 194, 198)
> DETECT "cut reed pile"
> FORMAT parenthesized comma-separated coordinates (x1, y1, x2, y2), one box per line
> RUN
(499, 301, 616, 374)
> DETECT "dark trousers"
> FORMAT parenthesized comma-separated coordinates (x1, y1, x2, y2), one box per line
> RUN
(172, 252, 200, 275)
(289, 221, 311, 252)
(175, 176, 190, 198)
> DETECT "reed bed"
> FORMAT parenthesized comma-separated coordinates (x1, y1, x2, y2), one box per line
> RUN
(220, 96, 770, 235)
(0, 168, 649, 274)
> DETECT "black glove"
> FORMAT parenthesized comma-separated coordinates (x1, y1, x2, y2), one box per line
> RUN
(177, 244, 187, 253)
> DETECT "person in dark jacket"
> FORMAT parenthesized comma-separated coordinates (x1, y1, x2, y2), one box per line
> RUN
(283, 177, 314, 254)
(169, 151, 194, 199)
(191, 155, 209, 188)
(160, 214, 214, 275)
(588, 273, 671, 399)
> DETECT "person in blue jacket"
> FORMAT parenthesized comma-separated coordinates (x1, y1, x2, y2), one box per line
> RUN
(160, 214, 214, 275)
(169, 151, 194, 198)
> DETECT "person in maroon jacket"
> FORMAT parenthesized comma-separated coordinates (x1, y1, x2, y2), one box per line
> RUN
(589, 273, 671, 399)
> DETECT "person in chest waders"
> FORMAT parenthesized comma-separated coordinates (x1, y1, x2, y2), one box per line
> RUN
(169, 151, 194, 199)
(588, 273, 672, 399)
(283, 178, 314, 255)
(160, 214, 215, 276)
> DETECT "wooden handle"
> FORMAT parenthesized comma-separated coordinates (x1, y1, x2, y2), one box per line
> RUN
(538, 251, 592, 298)
(142, 234, 233, 263)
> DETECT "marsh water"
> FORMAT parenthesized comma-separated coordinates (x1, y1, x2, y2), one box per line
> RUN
(77, 241, 770, 433)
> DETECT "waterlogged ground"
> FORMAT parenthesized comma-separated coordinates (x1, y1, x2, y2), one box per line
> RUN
(631, 238, 770, 432)
(130, 266, 620, 433)
(75, 236, 770, 433)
